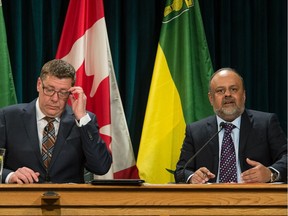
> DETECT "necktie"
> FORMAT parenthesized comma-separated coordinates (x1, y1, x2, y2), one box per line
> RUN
(42, 117, 56, 169)
(219, 123, 237, 183)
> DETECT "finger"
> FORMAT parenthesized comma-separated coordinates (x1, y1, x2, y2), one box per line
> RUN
(17, 167, 39, 183)
(69, 86, 84, 94)
(198, 172, 207, 182)
(242, 168, 257, 177)
(206, 172, 215, 178)
(30, 172, 40, 183)
(13, 170, 28, 183)
(70, 92, 80, 101)
(241, 170, 249, 177)
(191, 170, 206, 183)
(200, 168, 215, 179)
(70, 87, 87, 101)
(69, 94, 75, 103)
(18, 168, 34, 182)
(242, 175, 258, 183)
(17, 173, 31, 184)
(17, 174, 39, 184)
(192, 174, 204, 184)
(22, 174, 34, 183)
(14, 174, 28, 184)
(241, 171, 258, 183)
(204, 169, 215, 178)
(16, 178, 24, 184)
(195, 171, 209, 183)
(246, 158, 260, 167)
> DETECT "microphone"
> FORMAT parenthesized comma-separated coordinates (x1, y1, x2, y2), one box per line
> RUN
(44, 126, 49, 132)
(180, 122, 225, 183)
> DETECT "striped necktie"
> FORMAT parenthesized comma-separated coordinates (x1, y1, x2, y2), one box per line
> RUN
(42, 116, 56, 169)
(219, 123, 237, 183)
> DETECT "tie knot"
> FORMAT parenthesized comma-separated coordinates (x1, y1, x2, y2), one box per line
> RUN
(43, 116, 55, 123)
(223, 123, 235, 133)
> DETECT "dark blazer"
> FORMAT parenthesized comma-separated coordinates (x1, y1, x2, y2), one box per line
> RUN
(0, 99, 112, 183)
(175, 109, 287, 183)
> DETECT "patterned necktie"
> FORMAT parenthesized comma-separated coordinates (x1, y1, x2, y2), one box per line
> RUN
(219, 123, 237, 183)
(42, 117, 56, 169)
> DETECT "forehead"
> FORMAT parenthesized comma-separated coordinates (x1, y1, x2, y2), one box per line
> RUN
(211, 70, 243, 88)
(42, 75, 73, 87)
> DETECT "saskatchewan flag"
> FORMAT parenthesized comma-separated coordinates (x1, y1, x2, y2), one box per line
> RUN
(137, 0, 214, 184)
(0, 1, 17, 107)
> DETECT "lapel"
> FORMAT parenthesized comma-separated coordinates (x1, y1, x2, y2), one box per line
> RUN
(206, 117, 219, 176)
(238, 110, 253, 169)
(49, 105, 75, 169)
(23, 101, 75, 170)
(22, 100, 44, 165)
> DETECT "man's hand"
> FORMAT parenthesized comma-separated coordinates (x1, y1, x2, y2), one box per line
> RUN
(9, 167, 40, 184)
(189, 167, 215, 184)
(241, 158, 271, 183)
(69, 86, 87, 120)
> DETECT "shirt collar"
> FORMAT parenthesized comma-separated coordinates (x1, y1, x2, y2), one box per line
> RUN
(36, 98, 60, 122)
(216, 115, 241, 130)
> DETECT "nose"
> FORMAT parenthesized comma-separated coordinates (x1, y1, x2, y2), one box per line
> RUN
(50, 92, 60, 101)
(224, 89, 232, 97)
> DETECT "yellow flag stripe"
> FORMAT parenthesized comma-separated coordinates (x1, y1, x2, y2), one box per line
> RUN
(137, 45, 186, 184)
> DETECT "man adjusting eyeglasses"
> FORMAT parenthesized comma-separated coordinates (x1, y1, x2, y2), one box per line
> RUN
(0, 59, 112, 184)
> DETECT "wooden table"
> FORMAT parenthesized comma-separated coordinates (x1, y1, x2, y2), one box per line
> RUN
(0, 183, 287, 215)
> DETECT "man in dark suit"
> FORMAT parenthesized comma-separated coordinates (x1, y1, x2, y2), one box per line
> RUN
(0, 59, 112, 183)
(175, 68, 287, 184)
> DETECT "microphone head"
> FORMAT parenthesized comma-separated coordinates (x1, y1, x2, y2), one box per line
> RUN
(220, 122, 225, 129)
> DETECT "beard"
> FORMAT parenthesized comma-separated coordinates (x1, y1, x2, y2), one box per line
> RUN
(214, 98, 245, 121)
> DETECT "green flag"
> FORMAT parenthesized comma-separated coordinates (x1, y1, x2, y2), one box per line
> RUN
(137, 0, 214, 184)
(0, 1, 17, 107)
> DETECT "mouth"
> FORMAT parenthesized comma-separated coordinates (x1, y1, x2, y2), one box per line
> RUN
(46, 105, 59, 110)
(223, 100, 235, 106)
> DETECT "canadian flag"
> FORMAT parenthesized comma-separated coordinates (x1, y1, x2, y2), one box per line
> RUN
(56, 0, 139, 179)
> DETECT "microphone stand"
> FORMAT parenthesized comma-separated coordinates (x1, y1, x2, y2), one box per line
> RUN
(165, 122, 225, 183)
(180, 122, 225, 183)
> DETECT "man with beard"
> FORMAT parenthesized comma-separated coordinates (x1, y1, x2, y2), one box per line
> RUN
(174, 68, 287, 184)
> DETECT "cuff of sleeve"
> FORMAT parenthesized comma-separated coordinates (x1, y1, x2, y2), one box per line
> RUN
(75, 113, 91, 127)
(268, 166, 281, 181)
(5, 172, 14, 184)
(187, 174, 193, 183)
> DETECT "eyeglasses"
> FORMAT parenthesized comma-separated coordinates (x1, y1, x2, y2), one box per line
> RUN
(41, 80, 70, 99)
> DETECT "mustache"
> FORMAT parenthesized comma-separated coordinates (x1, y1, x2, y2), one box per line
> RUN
(222, 97, 235, 104)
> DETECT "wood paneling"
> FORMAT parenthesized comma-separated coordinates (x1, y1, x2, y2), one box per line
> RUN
(0, 183, 286, 215)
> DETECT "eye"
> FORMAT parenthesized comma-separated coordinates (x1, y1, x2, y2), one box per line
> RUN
(59, 91, 70, 96)
(46, 88, 55, 93)
(216, 89, 225, 94)
(230, 87, 238, 93)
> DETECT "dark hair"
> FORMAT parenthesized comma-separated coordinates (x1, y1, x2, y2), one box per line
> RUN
(209, 67, 245, 91)
(40, 59, 76, 86)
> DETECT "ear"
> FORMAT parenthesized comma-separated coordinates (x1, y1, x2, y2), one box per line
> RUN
(208, 92, 214, 106)
(36, 77, 41, 92)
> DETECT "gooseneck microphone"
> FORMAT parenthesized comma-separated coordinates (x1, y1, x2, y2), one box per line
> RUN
(181, 122, 225, 183)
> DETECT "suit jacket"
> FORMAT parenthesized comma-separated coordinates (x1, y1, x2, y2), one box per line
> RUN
(0, 99, 112, 183)
(174, 109, 287, 183)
